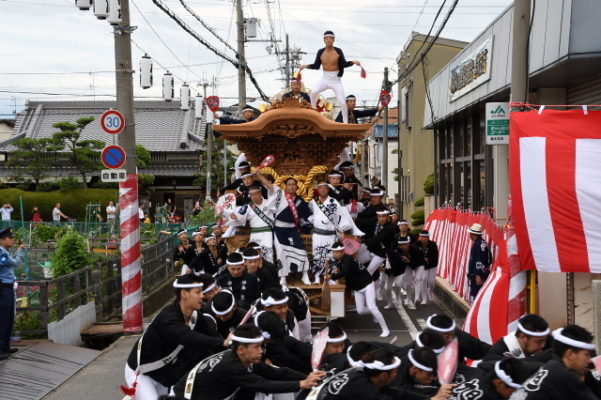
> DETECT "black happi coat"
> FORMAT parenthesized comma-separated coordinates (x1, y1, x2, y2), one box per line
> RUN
(330, 254, 372, 291)
(126, 303, 223, 387)
(321, 368, 393, 400)
(216, 271, 261, 308)
(172, 349, 306, 400)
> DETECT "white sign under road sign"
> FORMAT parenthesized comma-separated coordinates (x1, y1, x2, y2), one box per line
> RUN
(101, 169, 127, 183)
(486, 102, 510, 145)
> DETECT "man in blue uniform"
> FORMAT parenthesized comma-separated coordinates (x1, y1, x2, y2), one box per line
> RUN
(467, 223, 492, 299)
(0, 228, 25, 360)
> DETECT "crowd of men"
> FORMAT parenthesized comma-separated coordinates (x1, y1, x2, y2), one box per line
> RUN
(124, 269, 601, 400)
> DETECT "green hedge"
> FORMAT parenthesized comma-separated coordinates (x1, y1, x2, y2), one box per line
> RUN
(0, 188, 118, 222)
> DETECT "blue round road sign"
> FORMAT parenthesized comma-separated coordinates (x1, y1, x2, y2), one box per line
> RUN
(101, 145, 127, 169)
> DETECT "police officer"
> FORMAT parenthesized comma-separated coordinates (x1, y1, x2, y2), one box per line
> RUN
(0, 228, 25, 360)
(467, 223, 492, 299)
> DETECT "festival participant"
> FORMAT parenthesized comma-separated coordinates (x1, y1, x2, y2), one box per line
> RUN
(383, 236, 420, 309)
(299, 30, 361, 124)
(248, 241, 278, 280)
(173, 230, 196, 273)
(397, 220, 416, 243)
(190, 236, 226, 276)
(327, 241, 390, 337)
(243, 247, 279, 292)
(391, 347, 455, 400)
(321, 349, 401, 400)
(230, 185, 276, 262)
(282, 285, 313, 342)
(309, 179, 363, 284)
(254, 310, 312, 374)
(335, 94, 381, 123)
(326, 170, 353, 205)
(221, 159, 252, 194)
(172, 324, 325, 400)
(123, 275, 226, 400)
(318, 322, 352, 371)
(191, 231, 205, 254)
(196, 273, 221, 315)
(510, 325, 600, 399)
(337, 160, 363, 202)
(396, 328, 447, 358)
(357, 209, 398, 275)
(467, 223, 492, 299)
(211, 290, 247, 339)
(257, 172, 312, 286)
(355, 188, 388, 233)
(216, 253, 261, 308)
(413, 230, 439, 305)
(259, 287, 301, 340)
(425, 314, 491, 363)
(449, 358, 540, 400)
(483, 314, 550, 362)
(283, 79, 311, 103)
(214, 106, 257, 125)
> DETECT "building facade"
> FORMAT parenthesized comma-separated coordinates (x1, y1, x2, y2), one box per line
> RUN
(396, 32, 467, 220)
(424, 0, 601, 330)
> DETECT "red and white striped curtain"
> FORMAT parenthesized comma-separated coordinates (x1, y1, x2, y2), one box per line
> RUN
(426, 208, 527, 344)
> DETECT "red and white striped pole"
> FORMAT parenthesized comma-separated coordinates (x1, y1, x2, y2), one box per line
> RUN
(120, 174, 143, 333)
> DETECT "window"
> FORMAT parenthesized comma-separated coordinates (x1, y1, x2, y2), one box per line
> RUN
(401, 86, 410, 127)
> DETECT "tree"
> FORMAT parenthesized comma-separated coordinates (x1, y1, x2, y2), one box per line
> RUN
(8, 137, 62, 191)
(194, 137, 236, 199)
(52, 117, 104, 188)
(135, 144, 151, 169)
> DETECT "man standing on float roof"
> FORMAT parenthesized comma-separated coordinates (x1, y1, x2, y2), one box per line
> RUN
(299, 30, 361, 124)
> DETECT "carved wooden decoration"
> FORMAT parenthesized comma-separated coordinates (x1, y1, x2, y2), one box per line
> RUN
(213, 98, 371, 175)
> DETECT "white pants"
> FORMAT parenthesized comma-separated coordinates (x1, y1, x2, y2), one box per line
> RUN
(426, 267, 437, 303)
(297, 308, 313, 342)
(310, 71, 348, 123)
(124, 364, 169, 400)
(250, 231, 274, 264)
(414, 266, 428, 304)
(355, 282, 389, 333)
(383, 274, 403, 306)
(401, 268, 416, 305)
(312, 233, 335, 277)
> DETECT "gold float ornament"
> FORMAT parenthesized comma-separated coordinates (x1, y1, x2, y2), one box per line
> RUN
(325, 101, 333, 112)
(258, 103, 269, 113)
(252, 166, 280, 181)
(264, 165, 332, 201)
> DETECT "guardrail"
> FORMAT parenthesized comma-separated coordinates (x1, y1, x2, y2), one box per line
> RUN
(15, 233, 177, 337)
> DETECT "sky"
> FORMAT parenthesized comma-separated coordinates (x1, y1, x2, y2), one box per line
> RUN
(0, 0, 513, 118)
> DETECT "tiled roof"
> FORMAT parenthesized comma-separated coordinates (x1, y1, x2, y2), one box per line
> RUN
(1, 100, 206, 152)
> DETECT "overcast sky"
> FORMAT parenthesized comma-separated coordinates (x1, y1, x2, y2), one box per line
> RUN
(0, 0, 513, 118)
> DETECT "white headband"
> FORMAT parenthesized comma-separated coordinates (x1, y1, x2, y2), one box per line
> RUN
(552, 328, 596, 350)
(243, 254, 261, 260)
(345, 345, 365, 368)
(211, 291, 235, 315)
(248, 188, 262, 194)
(192, 231, 202, 237)
(419, 232, 430, 237)
(416, 333, 444, 354)
(253, 311, 271, 340)
(232, 335, 264, 344)
(173, 281, 203, 289)
(407, 350, 433, 372)
(252, 246, 262, 250)
(202, 282, 216, 293)
(364, 356, 401, 371)
(331, 244, 345, 251)
(426, 315, 456, 333)
(376, 211, 390, 215)
(178, 230, 188, 236)
(316, 182, 329, 187)
(241, 173, 254, 178)
(323, 33, 335, 38)
(517, 322, 550, 337)
(204, 235, 216, 243)
(328, 173, 342, 178)
(494, 361, 522, 389)
(327, 332, 347, 343)
(261, 296, 288, 306)
(227, 260, 245, 266)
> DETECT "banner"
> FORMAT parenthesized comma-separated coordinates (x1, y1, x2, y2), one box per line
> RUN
(426, 208, 527, 344)
(510, 109, 601, 273)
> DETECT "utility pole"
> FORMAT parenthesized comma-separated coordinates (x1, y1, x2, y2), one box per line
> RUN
(202, 81, 212, 200)
(284, 34, 290, 87)
(236, 0, 247, 115)
(114, 0, 142, 334)
(382, 67, 389, 191)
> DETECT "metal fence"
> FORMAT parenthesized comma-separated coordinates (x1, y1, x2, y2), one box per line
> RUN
(14, 233, 177, 337)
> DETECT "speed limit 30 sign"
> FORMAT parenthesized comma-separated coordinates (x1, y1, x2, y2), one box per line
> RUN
(100, 109, 126, 135)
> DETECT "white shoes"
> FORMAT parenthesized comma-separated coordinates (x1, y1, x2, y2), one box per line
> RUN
(407, 302, 416, 310)
(301, 271, 311, 285)
(383, 304, 395, 310)
(379, 329, 391, 338)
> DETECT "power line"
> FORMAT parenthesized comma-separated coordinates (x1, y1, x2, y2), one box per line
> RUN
(150, 0, 269, 101)
(131, 0, 203, 82)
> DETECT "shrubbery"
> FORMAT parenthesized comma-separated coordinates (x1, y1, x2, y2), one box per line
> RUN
(0, 188, 118, 221)
(51, 230, 92, 277)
